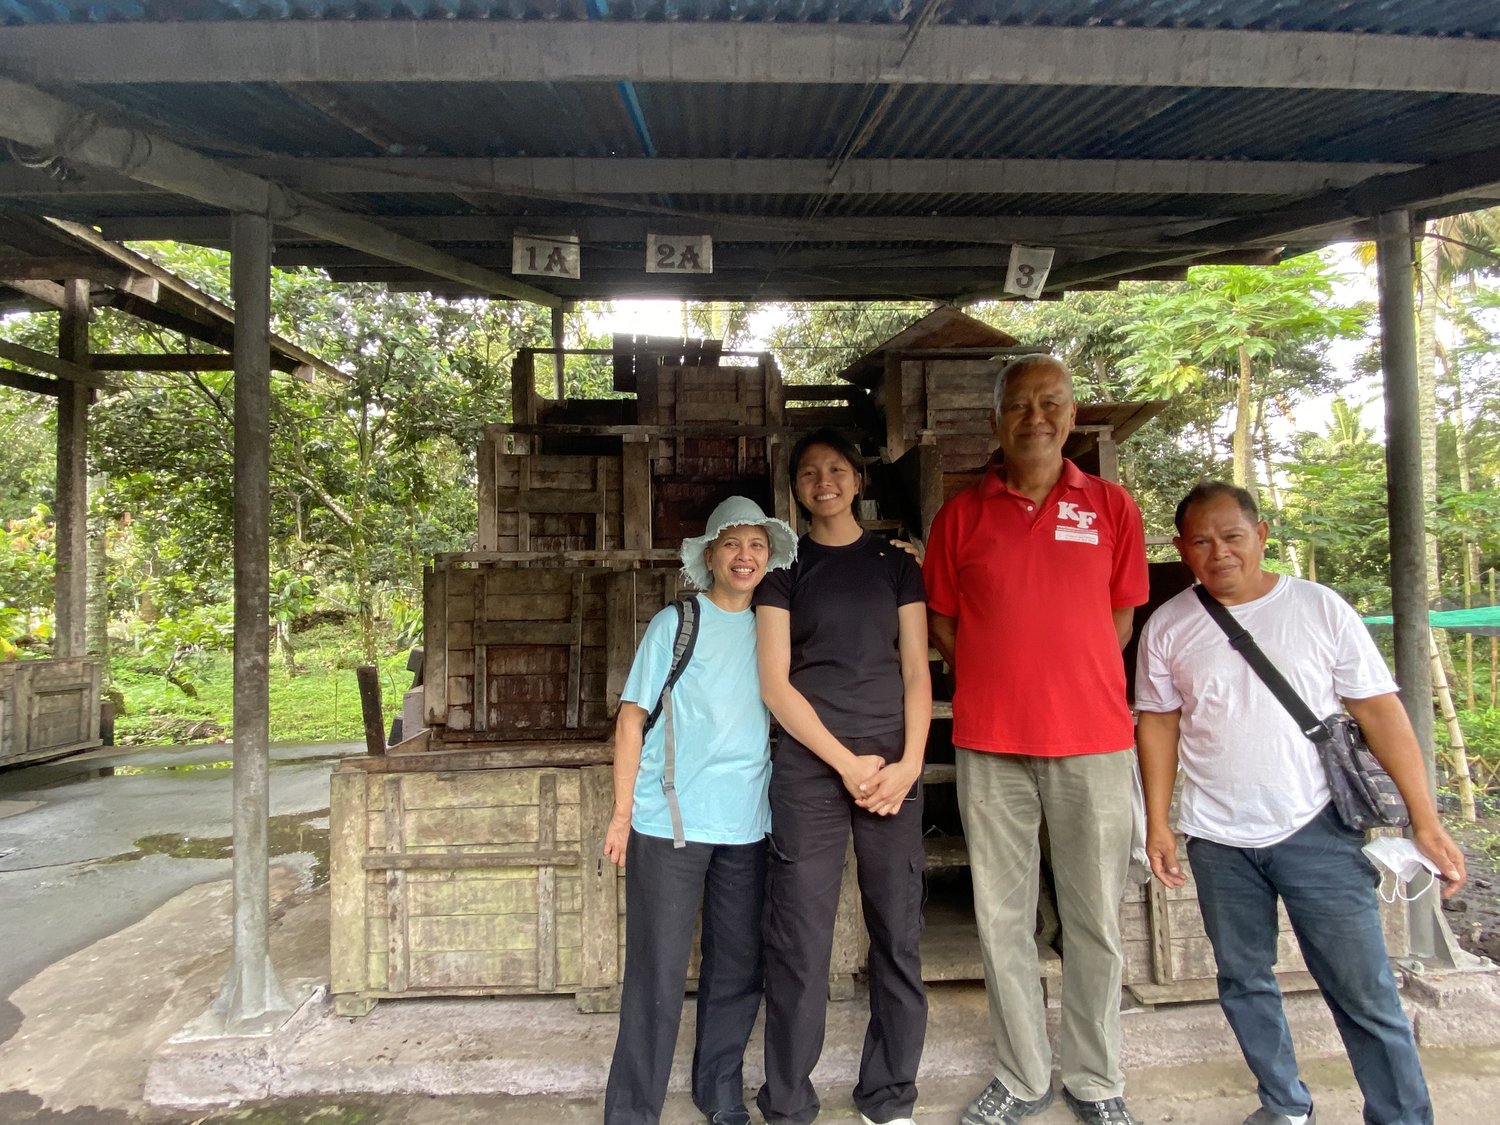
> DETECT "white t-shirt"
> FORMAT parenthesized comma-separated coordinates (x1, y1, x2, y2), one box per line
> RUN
(1135, 575, 1397, 848)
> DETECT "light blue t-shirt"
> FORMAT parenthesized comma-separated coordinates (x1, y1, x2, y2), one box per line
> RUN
(620, 593, 771, 845)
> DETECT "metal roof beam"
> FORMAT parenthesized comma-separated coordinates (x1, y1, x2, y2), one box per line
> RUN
(98, 213, 1223, 246)
(0, 157, 1418, 199)
(1, 23, 1497, 95)
(0, 76, 560, 307)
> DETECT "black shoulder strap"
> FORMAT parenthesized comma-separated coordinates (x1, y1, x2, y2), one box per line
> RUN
(643, 596, 700, 735)
(1193, 585, 1329, 743)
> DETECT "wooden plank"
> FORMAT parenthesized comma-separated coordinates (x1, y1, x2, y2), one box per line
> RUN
(1096, 434, 1120, 482)
(362, 850, 583, 871)
(605, 570, 636, 711)
(537, 772, 559, 991)
(1147, 875, 1173, 985)
(423, 566, 448, 728)
(579, 765, 620, 989)
(385, 777, 410, 993)
(472, 569, 488, 733)
(477, 435, 498, 552)
(828, 838, 865, 986)
(593, 456, 608, 551)
(566, 572, 585, 729)
(474, 621, 579, 647)
(1130, 971, 1319, 1006)
(495, 488, 608, 515)
(621, 435, 651, 552)
(329, 769, 370, 996)
(883, 354, 906, 458)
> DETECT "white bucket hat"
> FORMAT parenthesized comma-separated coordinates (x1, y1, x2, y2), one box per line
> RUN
(679, 496, 797, 591)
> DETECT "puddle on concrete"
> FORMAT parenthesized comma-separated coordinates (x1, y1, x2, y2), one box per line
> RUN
(8, 752, 349, 790)
(101, 812, 331, 888)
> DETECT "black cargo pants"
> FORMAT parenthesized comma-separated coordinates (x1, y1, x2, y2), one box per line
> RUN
(756, 730, 928, 1125)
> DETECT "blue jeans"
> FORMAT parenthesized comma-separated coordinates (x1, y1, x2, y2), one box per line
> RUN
(1187, 805, 1432, 1125)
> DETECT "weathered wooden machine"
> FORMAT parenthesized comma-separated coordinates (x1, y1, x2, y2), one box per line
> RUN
(331, 308, 1307, 1017)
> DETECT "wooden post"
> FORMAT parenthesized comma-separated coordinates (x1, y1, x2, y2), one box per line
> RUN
(883, 354, 906, 459)
(621, 435, 652, 552)
(551, 305, 566, 399)
(212, 211, 291, 1033)
(54, 279, 90, 657)
(356, 665, 386, 757)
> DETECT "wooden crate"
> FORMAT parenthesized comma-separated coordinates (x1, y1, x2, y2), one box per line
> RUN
(0, 657, 101, 767)
(424, 565, 611, 740)
(1126, 841, 1315, 1005)
(423, 563, 690, 744)
(329, 754, 623, 1016)
(638, 363, 783, 480)
(476, 441, 626, 554)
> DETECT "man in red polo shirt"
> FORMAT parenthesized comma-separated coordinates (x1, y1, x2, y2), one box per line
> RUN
(926, 355, 1148, 1125)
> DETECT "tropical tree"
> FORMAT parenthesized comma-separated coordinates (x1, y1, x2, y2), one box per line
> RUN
(1118, 256, 1367, 489)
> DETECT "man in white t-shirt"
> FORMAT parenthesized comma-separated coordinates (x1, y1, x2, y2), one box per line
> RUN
(1135, 481, 1465, 1125)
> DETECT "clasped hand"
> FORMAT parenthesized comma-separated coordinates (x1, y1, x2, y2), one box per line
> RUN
(853, 757, 921, 816)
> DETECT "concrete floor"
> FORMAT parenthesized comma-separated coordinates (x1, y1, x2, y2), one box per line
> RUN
(4, 743, 1500, 1124)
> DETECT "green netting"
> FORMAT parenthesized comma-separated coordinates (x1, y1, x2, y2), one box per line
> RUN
(1362, 607, 1500, 629)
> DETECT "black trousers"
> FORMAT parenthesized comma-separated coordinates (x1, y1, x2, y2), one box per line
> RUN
(604, 829, 767, 1125)
(757, 731, 928, 1125)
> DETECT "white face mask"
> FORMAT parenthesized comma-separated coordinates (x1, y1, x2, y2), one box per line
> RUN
(1362, 836, 1443, 903)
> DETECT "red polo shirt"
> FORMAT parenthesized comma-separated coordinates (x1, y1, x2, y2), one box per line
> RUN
(925, 459, 1148, 756)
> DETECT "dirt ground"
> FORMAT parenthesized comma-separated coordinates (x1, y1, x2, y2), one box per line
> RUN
(1443, 813, 1500, 963)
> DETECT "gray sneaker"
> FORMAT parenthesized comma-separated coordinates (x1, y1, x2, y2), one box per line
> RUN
(1243, 1109, 1316, 1125)
(1061, 1088, 1140, 1125)
(961, 1077, 1054, 1125)
(705, 1110, 751, 1125)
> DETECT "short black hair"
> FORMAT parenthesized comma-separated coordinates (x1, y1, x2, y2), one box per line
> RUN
(789, 428, 864, 516)
(1174, 480, 1260, 534)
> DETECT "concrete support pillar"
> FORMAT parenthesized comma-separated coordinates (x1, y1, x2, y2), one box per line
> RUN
(54, 279, 91, 657)
(1375, 210, 1436, 786)
(211, 212, 291, 1033)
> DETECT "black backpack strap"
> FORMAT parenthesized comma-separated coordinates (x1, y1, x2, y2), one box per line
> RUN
(1193, 585, 1329, 743)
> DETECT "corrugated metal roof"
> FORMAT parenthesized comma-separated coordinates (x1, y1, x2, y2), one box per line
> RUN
(2, 0, 1497, 34)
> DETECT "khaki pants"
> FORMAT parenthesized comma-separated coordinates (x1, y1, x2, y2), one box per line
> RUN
(957, 747, 1134, 1103)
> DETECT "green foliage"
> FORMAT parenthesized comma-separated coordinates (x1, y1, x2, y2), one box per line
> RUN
(1119, 257, 1367, 396)
(0, 505, 56, 650)
(111, 624, 413, 745)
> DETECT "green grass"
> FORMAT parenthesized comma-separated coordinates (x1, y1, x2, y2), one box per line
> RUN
(110, 623, 415, 745)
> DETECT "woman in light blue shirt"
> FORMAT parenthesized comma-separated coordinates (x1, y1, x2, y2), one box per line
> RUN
(603, 496, 797, 1125)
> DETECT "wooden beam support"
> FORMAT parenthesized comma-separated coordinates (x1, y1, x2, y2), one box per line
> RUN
(0, 338, 109, 389)
(90, 352, 234, 372)
(0, 254, 159, 299)
(0, 365, 61, 396)
(3, 23, 1497, 96)
(0, 77, 559, 307)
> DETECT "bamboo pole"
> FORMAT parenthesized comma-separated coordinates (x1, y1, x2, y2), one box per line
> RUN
(1431, 627, 1476, 821)
(1491, 569, 1497, 710)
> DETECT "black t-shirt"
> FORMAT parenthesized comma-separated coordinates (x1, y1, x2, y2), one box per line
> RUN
(754, 531, 927, 739)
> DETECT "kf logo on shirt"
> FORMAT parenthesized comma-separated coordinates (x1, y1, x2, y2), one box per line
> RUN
(1056, 501, 1097, 530)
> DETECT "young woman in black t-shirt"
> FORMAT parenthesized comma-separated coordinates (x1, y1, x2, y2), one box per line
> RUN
(752, 428, 932, 1125)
